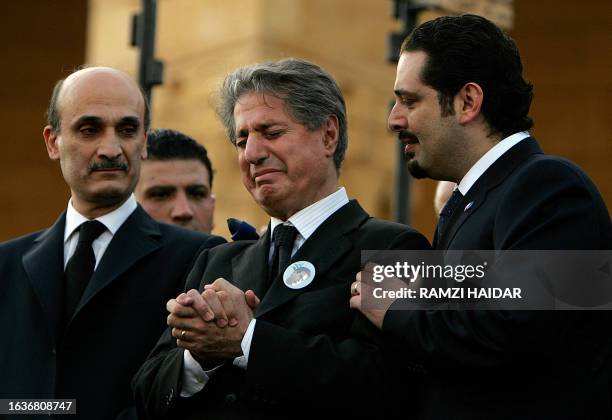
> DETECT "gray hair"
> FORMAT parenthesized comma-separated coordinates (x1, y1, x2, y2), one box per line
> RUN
(216, 58, 348, 172)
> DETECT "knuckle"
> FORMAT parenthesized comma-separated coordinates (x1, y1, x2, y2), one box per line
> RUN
(203, 288, 216, 299)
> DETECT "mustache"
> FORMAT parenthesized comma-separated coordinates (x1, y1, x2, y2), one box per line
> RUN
(398, 131, 419, 142)
(89, 159, 128, 172)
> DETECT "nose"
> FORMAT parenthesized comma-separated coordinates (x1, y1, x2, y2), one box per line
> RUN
(97, 129, 123, 160)
(170, 192, 194, 223)
(243, 134, 268, 166)
(388, 102, 406, 133)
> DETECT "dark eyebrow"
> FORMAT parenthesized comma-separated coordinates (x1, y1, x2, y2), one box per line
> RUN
(71, 115, 104, 129)
(186, 184, 209, 192)
(117, 116, 141, 127)
(394, 89, 420, 99)
(256, 122, 286, 130)
(70, 115, 141, 129)
(236, 122, 286, 138)
(145, 185, 176, 195)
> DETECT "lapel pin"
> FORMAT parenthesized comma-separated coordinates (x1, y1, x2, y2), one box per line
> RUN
(283, 261, 316, 290)
(464, 201, 474, 212)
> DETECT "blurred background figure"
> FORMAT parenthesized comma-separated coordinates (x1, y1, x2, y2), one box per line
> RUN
(434, 181, 457, 217)
(433, 180, 457, 217)
(135, 128, 216, 233)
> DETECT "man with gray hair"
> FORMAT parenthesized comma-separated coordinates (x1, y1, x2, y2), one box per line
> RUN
(134, 58, 430, 419)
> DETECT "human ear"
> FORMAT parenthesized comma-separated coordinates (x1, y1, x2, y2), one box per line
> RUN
(322, 115, 339, 157)
(43, 125, 61, 160)
(456, 82, 484, 125)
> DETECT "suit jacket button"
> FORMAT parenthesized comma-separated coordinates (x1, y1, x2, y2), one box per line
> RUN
(224, 392, 237, 404)
(165, 388, 174, 406)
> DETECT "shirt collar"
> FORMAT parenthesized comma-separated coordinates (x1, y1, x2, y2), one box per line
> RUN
(269, 187, 349, 241)
(64, 194, 138, 243)
(458, 131, 530, 195)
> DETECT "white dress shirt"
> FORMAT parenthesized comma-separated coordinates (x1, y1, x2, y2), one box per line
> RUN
(63, 194, 138, 269)
(181, 187, 350, 397)
(457, 131, 530, 195)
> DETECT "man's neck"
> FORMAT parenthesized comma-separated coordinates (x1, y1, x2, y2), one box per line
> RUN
(70, 195, 130, 219)
(452, 129, 502, 183)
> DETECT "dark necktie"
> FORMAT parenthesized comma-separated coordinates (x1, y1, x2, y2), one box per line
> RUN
(64, 220, 107, 320)
(435, 189, 464, 246)
(269, 224, 299, 284)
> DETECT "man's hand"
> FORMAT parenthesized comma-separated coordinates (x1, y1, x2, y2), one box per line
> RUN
(173, 282, 260, 329)
(350, 265, 408, 330)
(166, 289, 243, 364)
(349, 272, 387, 330)
(202, 278, 257, 331)
(166, 280, 261, 366)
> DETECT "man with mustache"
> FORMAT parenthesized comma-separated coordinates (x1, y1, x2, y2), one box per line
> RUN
(133, 58, 430, 419)
(0, 67, 224, 419)
(351, 14, 612, 419)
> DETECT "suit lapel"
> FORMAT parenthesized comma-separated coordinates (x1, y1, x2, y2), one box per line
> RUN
(440, 137, 543, 249)
(256, 200, 368, 318)
(72, 206, 162, 317)
(231, 228, 271, 301)
(22, 213, 66, 345)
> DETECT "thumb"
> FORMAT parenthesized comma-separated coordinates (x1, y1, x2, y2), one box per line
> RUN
(245, 290, 261, 309)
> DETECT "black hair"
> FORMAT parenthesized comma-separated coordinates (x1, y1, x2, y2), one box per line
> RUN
(146, 128, 214, 188)
(402, 14, 534, 137)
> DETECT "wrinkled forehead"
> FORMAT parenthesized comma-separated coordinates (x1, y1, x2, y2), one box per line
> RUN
(234, 92, 294, 125)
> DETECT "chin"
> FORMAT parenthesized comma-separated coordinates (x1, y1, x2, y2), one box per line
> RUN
(407, 159, 429, 179)
(88, 186, 131, 206)
(253, 184, 282, 204)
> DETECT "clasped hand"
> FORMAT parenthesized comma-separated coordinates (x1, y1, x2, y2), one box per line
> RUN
(166, 278, 260, 365)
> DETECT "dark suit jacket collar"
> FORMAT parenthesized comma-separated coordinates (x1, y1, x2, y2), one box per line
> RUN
(231, 224, 272, 303)
(78, 205, 162, 312)
(438, 137, 543, 249)
(22, 205, 164, 341)
(234, 200, 369, 317)
(22, 212, 67, 345)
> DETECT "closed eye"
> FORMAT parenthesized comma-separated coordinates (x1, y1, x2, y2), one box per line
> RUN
(80, 126, 100, 136)
(265, 131, 283, 140)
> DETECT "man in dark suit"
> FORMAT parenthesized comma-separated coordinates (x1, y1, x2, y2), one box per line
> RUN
(0, 67, 224, 419)
(133, 58, 430, 419)
(351, 14, 612, 419)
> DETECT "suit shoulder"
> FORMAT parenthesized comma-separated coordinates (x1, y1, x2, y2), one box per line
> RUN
(358, 217, 431, 249)
(521, 154, 596, 186)
(185, 239, 258, 281)
(156, 223, 226, 249)
(0, 229, 46, 252)
(361, 217, 420, 236)
(205, 239, 258, 259)
(509, 153, 606, 205)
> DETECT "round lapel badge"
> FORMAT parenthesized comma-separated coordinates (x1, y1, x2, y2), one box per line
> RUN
(283, 261, 316, 289)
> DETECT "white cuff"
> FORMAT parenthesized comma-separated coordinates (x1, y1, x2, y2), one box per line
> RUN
(180, 350, 222, 397)
(233, 318, 256, 370)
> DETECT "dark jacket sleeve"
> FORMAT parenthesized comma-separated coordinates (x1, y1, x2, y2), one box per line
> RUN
(132, 249, 213, 420)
